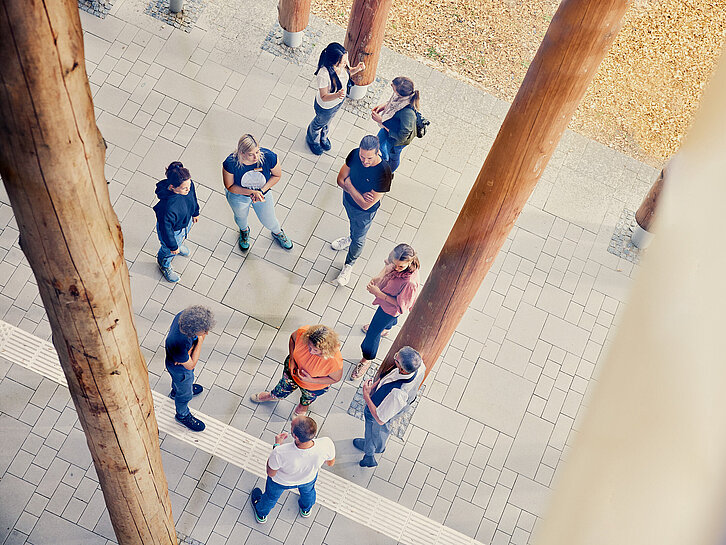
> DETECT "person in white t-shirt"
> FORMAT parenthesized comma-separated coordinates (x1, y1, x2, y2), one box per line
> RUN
(250, 416, 335, 523)
(305, 42, 364, 156)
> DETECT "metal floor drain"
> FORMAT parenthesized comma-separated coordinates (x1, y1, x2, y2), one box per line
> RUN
(145, 0, 205, 32)
(0, 320, 481, 545)
(261, 22, 322, 66)
(342, 76, 389, 120)
(347, 361, 423, 440)
(608, 208, 644, 263)
(78, 0, 113, 18)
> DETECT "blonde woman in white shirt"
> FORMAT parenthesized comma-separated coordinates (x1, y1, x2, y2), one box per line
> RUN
(305, 42, 364, 156)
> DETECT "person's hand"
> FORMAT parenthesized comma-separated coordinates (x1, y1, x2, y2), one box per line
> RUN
(250, 190, 265, 202)
(170, 248, 180, 255)
(297, 368, 312, 379)
(366, 281, 383, 297)
(275, 432, 288, 444)
(355, 61, 365, 72)
(362, 191, 376, 203)
(335, 88, 346, 99)
(197, 332, 207, 343)
(341, 178, 354, 192)
(362, 379, 374, 399)
(371, 111, 382, 123)
(192, 216, 199, 223)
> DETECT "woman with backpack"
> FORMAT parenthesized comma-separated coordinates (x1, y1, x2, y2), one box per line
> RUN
(153, 161, 200, 283)
(371, 77, 420, 172)
(306, 42, 365, 156)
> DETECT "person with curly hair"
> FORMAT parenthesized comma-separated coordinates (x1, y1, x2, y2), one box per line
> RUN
(251, 325, 343, 416)
(165, 305, 216, 432)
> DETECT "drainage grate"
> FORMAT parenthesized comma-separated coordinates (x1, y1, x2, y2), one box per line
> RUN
(0, 320, 481, 545)
(261, 22, 322, 67)
(145, 0, 206, 32)
(608, 208, 644, 263)
(77, 0, 113, 19)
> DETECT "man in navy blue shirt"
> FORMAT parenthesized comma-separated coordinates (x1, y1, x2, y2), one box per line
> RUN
(331, 135, 392, 287)
(165, 306, 216, 431)
(353, 346, 424, 467)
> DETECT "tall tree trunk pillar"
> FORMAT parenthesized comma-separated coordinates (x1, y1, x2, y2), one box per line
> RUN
(0, 0, 177, 543)
(632, 166, 667, 249)
(278, 0, 311, 48)
(377, 0, 630, 380)
(344, 0, 393, 99)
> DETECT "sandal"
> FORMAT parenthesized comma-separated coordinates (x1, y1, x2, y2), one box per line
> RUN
(361, 324, 389, 337)
(349, 360, 371, 381)
(294, 403, 308, 416)
(250, 392, 277, 403)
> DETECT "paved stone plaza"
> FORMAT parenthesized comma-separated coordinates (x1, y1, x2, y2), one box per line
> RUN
(0, 0, 661, 543)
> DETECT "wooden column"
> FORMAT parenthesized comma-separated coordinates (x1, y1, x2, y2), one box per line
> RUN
(635, 168, 666, 231)
(0, 0, 176, 544)
(344, 0, 393, 93)
(278, 0, 311, 47)
(378, 0, 630, 380)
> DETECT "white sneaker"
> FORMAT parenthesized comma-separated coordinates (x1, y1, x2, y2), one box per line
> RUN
(337, 264, 354, 286)
(331, 236, 352, 251)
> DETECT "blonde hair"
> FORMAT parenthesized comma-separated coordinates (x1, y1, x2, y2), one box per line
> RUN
(301, 325, 341, 359)
(234, 134, 264, 167)
(392, 76, 420, 111)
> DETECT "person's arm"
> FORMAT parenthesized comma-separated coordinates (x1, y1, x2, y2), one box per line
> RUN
(223, 166, 264, 201)
(362, 379, 385, 425)
(178, 333, 206, 370)
(159, 213, 180, 253)
(320, 86, 346, 102)
(348, 61, 365, 75)
(385, 110, 415, 144)
(341, 179, 383, 210)
(325, 457, 336, 467)
(296, 366, 343, 386)
(266, 461, 278, 477)
(336, 163, 351, 189)
(267, 431, 288, 477)
(260, 161, 281, 192)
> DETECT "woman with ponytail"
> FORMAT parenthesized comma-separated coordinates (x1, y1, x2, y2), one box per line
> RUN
(371, 77, 420, 172)
(350, 243, 421, 380)
(153, 161, 200, 283)
(305, 42, 365, 156)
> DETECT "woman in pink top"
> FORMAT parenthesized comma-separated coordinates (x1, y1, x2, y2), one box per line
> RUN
(350, 243, 420, 380)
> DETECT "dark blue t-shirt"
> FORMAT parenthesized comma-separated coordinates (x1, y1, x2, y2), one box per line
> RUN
(344, 148, 392, 212)
(165, 312, 195, 366)
(222, 148, 278, 194)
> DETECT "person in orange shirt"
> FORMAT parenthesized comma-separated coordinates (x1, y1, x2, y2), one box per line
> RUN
(250, 325, 343, 416)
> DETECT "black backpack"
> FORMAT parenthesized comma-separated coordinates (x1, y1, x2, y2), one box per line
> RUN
(415, 110, 430, 138)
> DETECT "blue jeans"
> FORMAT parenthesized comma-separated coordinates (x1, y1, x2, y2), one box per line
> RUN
(363, 406, 392, 457)
(157, 219, 192, 269)
(307, 100, 343, 145)
(165, 362, 194, 417)
(225, 190, 281, 234)
(361, 306, 398, 360)
(342, 197, 377, 266)
(255, 475, 318, 517)
(377, 128, 405, 172)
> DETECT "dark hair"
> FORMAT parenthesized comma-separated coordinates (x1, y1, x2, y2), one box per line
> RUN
(315, 42, 347, 94)
(392, 76, 420, 111)
(391, 243, 420, 273)
(178, 305, 216, 337)
(165, 161, 191, 187)
(360, 135, 380, 152)
(292, 416, 317, 443)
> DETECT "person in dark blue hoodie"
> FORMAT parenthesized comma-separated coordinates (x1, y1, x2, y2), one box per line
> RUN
(153, 161, 200, 283)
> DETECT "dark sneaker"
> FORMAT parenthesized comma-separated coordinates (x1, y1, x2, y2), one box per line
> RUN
(170, 384, 203, 399)
(359, 455, 378, 467)
(158, 263, 180, 283)
(175, 412, 205, 432)
(299, 506, 312, 518)
(251, 487, 267, 523)
(306, 139, 324, 156)
(177, 245, 190, 257)
(320, 137, 332, 151)
(238, 228, 251, 251)
(352, 438, 385, 453)
(272, 230, 293, 250)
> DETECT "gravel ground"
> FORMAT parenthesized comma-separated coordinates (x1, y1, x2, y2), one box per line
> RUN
(312, 0, 726, 166)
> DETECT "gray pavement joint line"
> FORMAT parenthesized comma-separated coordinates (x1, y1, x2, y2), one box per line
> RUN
(0, 319, 482, 545)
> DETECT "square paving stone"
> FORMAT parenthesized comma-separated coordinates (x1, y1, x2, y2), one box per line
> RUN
(29, 511, 106, 545)
(222, 255, 303, 328)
